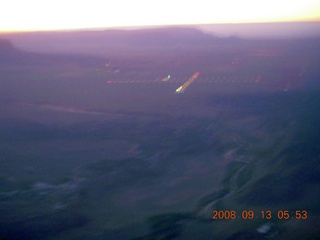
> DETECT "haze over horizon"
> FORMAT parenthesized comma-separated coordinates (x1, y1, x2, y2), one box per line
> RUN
(1, 0, 320, 33)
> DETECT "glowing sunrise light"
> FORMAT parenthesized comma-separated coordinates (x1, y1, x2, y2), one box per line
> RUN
(0, 0, 319, 32)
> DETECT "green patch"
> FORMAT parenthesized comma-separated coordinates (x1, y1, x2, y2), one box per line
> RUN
(236, 163, 255, 189)
(195, 188, 230, 212)
(221, 161, 245, 186)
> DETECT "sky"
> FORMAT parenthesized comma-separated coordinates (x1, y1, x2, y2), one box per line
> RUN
(1, 0, 320, 32)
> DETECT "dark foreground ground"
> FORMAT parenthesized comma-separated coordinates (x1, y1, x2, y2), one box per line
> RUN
(0, 27, 320, 239)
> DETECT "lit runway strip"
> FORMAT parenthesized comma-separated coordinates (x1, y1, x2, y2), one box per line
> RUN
(107, 75, 262, 84)
(175, 72, 200, 93)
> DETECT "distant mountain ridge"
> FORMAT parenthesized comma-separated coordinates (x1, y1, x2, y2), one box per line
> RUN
(3, 26, 320, 59)
(0, 27, 239, 58)
(2, 25, 320, 58)
(0, 38, 103, 68)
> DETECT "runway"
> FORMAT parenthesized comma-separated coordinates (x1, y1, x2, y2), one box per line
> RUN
(107, 74, 262, 84)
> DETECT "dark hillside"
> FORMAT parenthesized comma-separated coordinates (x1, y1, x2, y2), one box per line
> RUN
(0, 38, 104, 70)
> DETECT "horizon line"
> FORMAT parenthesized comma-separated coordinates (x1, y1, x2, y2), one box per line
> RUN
(1, 20, 320, 34)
